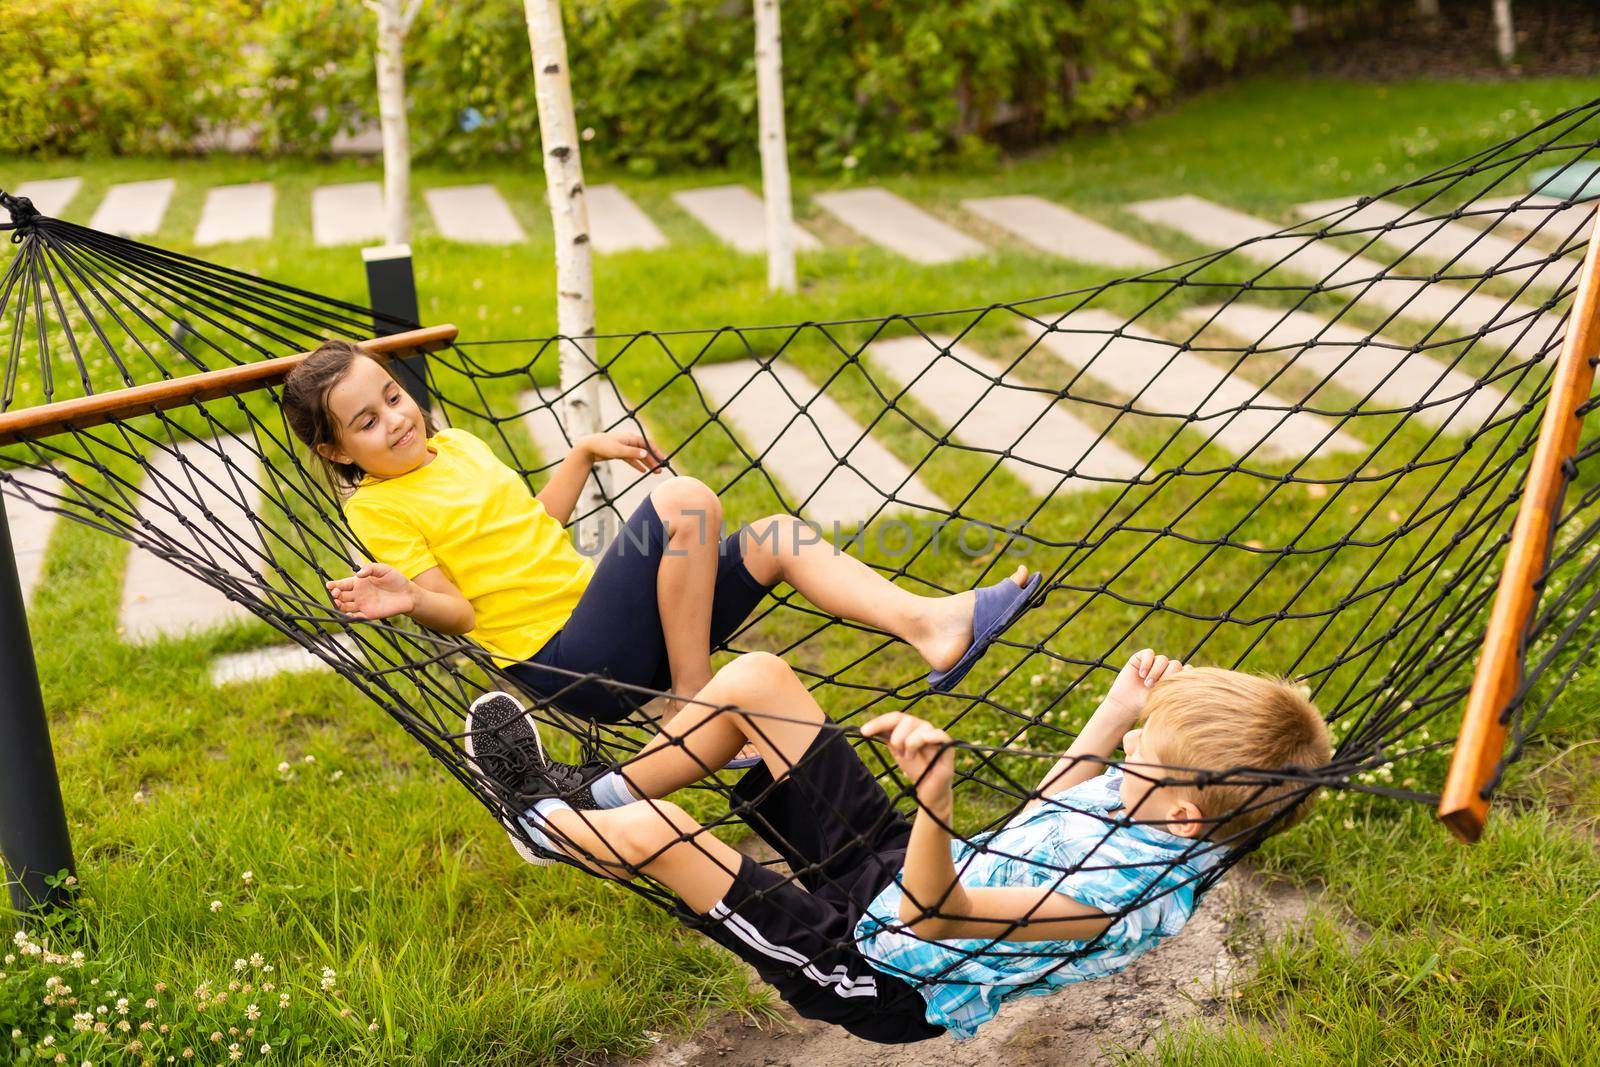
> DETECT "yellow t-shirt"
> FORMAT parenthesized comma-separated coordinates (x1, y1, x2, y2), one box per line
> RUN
(344, 427, 593, 665)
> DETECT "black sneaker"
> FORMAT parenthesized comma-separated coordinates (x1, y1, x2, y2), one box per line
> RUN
(464, 691, 599, 865)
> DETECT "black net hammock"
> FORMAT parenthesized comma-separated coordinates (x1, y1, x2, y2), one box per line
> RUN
(3, 100, 1600, 999)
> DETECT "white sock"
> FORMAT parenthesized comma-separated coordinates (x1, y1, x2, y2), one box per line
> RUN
(518, 797, 572, 851)
(590, 770, 638, 809)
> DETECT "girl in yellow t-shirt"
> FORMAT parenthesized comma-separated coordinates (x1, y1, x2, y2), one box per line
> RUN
(281, 340, 1036, 733)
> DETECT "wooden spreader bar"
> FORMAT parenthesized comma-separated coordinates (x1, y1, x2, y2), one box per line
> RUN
(0, 325, 457, 447)
(1438, 222, 1600, 843)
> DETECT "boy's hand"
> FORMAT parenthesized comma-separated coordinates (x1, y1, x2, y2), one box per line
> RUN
(862, 712, 956, 814)
(327, 562, 415, 621)
(1099, 649, 1186, 731)
(580, 431, 666, 473)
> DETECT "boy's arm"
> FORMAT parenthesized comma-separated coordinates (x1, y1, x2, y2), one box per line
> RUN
(1024, 650, 1187, 811)
(864, 712, 1112, 943)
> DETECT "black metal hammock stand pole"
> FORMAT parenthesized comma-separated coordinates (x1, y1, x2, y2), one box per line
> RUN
(0, 487, 75, 915)
(1, 99, 1599, 969)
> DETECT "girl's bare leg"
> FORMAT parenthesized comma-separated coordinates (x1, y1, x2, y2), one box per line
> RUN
(649, 478, 721, 714)
(738, 515, 1029, 673)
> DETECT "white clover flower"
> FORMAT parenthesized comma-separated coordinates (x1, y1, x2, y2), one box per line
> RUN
(249, 953, 264, 969)
(302, 754, 315, 765)
(279, 993, 289, 1007)
(320, 967, 337, 991)
(228, 1044, 243, 1062)
(210, 1032, 222, 1042)
(42, 1034, 56, 1046)
(115, 1019, 130, 1033)
(115, 997, 129, 1014)
(145, 998, 156, 1009)
(241, 871, 254, 885)
(210, 901, 223, 913)
(233, 959, 247, 972)
(261, 1044, 272, 1054)
(132, 791, 146, 804)
(368, 1020, 379, 1033)
(69, 950, 84, 966)
(1029, 674, 1044, 687)
(329, 770, 344, 782)
(245, 1004, 260, 1022)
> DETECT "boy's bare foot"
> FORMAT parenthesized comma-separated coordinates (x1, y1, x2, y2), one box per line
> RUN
(916, 565, 1031, 673)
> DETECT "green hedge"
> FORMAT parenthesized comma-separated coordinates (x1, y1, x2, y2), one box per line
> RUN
(1, 0, 1378, 169)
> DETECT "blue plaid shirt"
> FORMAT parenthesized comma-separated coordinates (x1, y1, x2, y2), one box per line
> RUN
(854, 768, 1225, 1038)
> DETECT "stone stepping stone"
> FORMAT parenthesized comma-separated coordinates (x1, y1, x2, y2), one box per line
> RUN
(586, 184, 667, 253)
(312, 182, 387, 247)
(962, 195, 1162, 269)
(14, 177, 82, 218)
(1472, 195, 1595, 251)
(521, 377, 663, 528)
(424, 184, 527, 245)
(672, 184, 820, 254)
(194, 182, 275, 246)
(1128, 195, 1560, 359)
(1033, 310, 1362, 461)
(88, 178, 175, 237)
(1295, 197, 1580, 293)
(3, 470, 63, 606)
(866, 335, 1143, 496)
(813, 188, 986, 264)
(210, 637, 353, 687)
(120, 436, 264, 642)
(1179, 302, 1510, 436)
(691, 358, 943, 525)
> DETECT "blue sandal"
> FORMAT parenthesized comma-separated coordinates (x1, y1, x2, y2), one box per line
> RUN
(927, 573, 1042, 693)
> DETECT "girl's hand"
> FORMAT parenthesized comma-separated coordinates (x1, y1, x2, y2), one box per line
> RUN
(580, 431, 666, 474)
(1098, 649, 1186, 731)
(327, 562, 416, 621)
(862, 712, 956, 813)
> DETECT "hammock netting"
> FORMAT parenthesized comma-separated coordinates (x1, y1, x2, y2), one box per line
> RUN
(3, 101, 1600, 994)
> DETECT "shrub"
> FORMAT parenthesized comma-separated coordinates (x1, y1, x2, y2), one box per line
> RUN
(0, 0, 253, 155)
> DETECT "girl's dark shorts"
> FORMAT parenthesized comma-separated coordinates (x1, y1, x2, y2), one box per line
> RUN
(507, 496, 772, 724)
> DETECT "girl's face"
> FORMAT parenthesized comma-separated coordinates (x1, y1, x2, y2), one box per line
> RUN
(317, 355, 432, 479)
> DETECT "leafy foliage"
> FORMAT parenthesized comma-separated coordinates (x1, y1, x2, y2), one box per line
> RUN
(1, 0, 1379, 168)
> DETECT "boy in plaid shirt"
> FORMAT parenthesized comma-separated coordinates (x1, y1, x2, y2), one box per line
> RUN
(465, 648, 1331, 1043)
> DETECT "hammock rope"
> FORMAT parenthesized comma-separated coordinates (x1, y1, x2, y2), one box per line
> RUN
(2, 100, 1599, 988)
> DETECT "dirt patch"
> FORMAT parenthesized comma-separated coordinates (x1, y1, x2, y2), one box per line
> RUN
(618, 864, 1310, 1067)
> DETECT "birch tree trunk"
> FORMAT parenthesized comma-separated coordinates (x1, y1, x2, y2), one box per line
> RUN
(1491, 0, 1515, 65)
(754, 0, 797, 293)
(370, 0, 419, 246)
(524, 0, 611, 553)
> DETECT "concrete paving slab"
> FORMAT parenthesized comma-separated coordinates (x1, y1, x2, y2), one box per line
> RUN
(1294, 196, 1581, 293)
(1033, 310, 1363, 460)
(962, 195, 1163, 269)
(194, 182, 275, 245)
(88, 178, 175, 237)
(424, 183, 527, 245)
(14, 178, 82, 218)
(586, 184, 668, 252)
(1128, 194, 1563, 359)
(210, 637, 353, 686)
(867, 334, 1143, 496)
(691, 358, 944, 525)
(522, 376, 666, 531)
(814, 188, 986, 264)
(120, 436, 264, 642)
(312, 182, 387, 246)
(1180, 302, 1510, 435)
(1472, 194, 1596, 251)
(672, 184, 820, 254)
(3, 469, 62, 606)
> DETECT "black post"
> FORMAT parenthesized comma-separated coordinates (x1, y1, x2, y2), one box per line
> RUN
(0, 493, 75, 916)
(362, 243, 431, 412)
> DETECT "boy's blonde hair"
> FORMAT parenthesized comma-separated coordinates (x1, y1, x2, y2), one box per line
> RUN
(1141, 668, 1333, 843)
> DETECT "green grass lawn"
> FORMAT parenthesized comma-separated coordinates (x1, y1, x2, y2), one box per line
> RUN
(3, 71, 1600, 1065)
